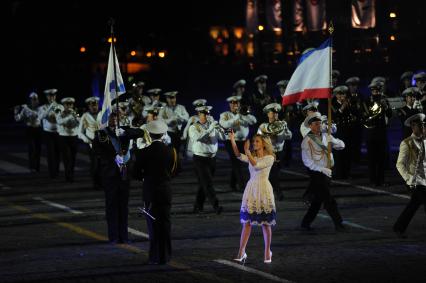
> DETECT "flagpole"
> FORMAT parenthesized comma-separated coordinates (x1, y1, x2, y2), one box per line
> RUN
(327, 21, 334, 169)
(109, 18, 120, 131)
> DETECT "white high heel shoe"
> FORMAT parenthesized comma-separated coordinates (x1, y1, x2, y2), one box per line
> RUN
(264, 250, 272, 264)
(233, 253, 247, 264)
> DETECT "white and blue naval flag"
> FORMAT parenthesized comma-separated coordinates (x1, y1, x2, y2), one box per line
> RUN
(99, 43, 126, 129)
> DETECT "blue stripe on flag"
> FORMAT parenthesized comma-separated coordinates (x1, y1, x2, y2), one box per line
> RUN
(108, 81, 126, 93)
(298, 38, 331, 66)
(101, 107, 111, 125)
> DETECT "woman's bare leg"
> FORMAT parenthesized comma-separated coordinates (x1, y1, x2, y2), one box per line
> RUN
(237, 222, 252, 258)
(262, 224, 272, 260)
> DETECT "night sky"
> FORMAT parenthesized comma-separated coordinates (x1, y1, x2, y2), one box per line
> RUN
(5, 1, 426, 121)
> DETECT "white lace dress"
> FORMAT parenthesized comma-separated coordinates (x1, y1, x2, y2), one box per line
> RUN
(237, 154, 276, 226)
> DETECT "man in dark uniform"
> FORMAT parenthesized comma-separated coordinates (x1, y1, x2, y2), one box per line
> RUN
(251, 75, 276, 124)
(397, 87, 423, 139)
(332, 86, 356, 179)
(362, 81, 393, 187)
(133, 120, 176, 264)
(93, 112, 141, 244)
(345, 76, 364, 164)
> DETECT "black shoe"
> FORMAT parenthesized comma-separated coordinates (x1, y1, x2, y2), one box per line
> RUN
(193, 205, 203, 214)
(215, 206, 223, 215)
(394, 230, 407, 239)
(335, 224, 346, 232)
(300, 224, 313, 231)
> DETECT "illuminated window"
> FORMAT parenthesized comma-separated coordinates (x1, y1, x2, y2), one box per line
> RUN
(80, 46, 86, 53)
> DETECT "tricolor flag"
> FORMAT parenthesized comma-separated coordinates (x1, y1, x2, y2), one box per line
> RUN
(282, 38, 331, 106)
(99, 43, 126, 129)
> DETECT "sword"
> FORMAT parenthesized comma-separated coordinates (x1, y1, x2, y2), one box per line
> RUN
(138, 207, 156, 221)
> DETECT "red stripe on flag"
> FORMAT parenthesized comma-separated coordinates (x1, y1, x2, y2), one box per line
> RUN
(282, 88, 331, 105)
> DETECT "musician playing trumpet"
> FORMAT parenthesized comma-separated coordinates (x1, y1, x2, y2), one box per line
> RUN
(56, 97, 80, 182)
(78, 97, 101, 189)
(394, 113, 426, 238)
(189, 105, 226, 214)
(38, 89, 61, 178)
(220, 95, 257, 192)
(258, 103, 292, 201)
(14, 92, 42, 172)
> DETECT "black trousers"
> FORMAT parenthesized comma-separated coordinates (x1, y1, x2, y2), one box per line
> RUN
(393, 187, 426, 233)
(26, 127, 42, 172)
(351, 124, 363, 164)
(269, 150, 283, 196)
(43, 131, 61, 178)
(87, 144, 102, 189)
(168, 131, 182, 173)
(334, 129, 352, 179)
(224, 140, 245, 191)
(301, 170, 343, 228)
(103, 178, 130, 243)
(283, 139, 293, 166)
(145, 200, 172, 264)
(59, 135, 78, 182)
(366, 128, 387, 186)
(193, 155, 219, 210)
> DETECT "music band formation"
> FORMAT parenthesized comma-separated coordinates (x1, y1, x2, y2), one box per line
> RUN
(13, 70, 426, 264)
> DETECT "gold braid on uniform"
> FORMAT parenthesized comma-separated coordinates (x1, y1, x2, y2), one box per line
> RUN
(308, 140, 326, 162)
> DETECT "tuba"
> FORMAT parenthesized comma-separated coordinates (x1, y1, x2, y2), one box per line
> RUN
(262, 120, 285, 136)
(363, 99, 384, 129)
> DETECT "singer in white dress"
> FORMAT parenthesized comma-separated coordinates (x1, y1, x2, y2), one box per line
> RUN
(229, 130, 276, 263)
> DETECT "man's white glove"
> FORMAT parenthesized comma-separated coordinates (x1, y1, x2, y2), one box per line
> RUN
(320, 167, 332, 178)
(115, 128, 126, 137)
(326, 134, 333, 144)
(413, 100, 422, 110)
(115, 154, 124, 168)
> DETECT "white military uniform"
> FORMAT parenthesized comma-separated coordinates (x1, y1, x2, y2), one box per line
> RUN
(189, 120, 225, 158)
(301, 131, 345, 174)
(56, 108, 79, 137)
(78, 112, 99, 144)
(159, 104, 189, 133)
(15, 104, 41, 128)
(219, 111, 256, 140)
(39, 102, 61, 132)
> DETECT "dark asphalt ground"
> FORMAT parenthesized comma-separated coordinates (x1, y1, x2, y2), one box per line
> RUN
(1, 124, 426, 283)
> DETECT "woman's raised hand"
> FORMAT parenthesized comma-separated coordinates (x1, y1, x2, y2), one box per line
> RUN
(229, 129, 235, 141)
(244, 139, 250, 153)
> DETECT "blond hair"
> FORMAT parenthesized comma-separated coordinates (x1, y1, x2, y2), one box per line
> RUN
(251, 134, 276, 160)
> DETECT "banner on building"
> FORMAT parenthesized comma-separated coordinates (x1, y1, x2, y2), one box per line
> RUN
(351, 0, 376, 29)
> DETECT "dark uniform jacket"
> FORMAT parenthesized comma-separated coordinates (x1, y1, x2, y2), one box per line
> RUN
(133, 141, 175, 204)
(93, 127, 143, 179)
